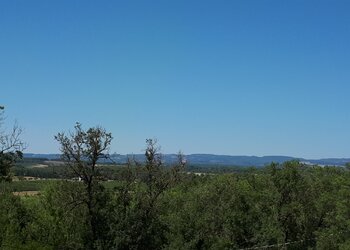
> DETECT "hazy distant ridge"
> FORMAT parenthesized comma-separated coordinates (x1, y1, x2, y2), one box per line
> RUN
(23, 153, 350, 167)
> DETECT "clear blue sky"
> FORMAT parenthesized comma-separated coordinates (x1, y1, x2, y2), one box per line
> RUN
(1, 1, 349, 158)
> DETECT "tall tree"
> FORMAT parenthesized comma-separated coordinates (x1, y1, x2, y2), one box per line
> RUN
(120, 139, 186, 249)
(0, 106, 25, 183)
(55, 122, 113, 249)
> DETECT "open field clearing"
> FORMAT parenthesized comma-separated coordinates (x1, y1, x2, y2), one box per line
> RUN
(13, 191, 40, 196)
(7, 179, 121, 193)
(30, 164, 49, 168)
(10, 179, 58, 192)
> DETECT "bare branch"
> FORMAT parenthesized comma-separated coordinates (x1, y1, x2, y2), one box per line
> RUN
(0, 108, 25, 182)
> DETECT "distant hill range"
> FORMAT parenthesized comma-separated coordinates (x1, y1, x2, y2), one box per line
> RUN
(23, 153, 350, 167)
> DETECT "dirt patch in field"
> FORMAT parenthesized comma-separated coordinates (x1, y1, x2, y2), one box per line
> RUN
(31, 164, 48, 168)
(13, 191, 40, 196)
(44, 160, 65, 166)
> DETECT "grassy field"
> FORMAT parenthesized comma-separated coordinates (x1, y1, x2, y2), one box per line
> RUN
(9, 180, 59, 192)
(5, 179, 121, 193)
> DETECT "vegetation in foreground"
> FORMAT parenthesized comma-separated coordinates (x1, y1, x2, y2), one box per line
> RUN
(2, 108, 350, 249)
(3, 160, 350, 249)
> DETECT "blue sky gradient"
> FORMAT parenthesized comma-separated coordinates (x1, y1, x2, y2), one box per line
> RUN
(1, 1, 349, 158)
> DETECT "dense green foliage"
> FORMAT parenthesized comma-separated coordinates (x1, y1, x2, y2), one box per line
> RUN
(2, 119, 350, 249)
(1, 161, 350, 249)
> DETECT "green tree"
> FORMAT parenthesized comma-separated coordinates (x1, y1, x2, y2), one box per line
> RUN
(27, 181, 88, 249)
(315, 167, 350, 249)
(269, 161, 323, 249)
(0, 191, 50, 249)
(112, 139, 186, 250)
(55, 123, 113, 249)
(163, 173, 283, 249)
(345, 162, 350, 171)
